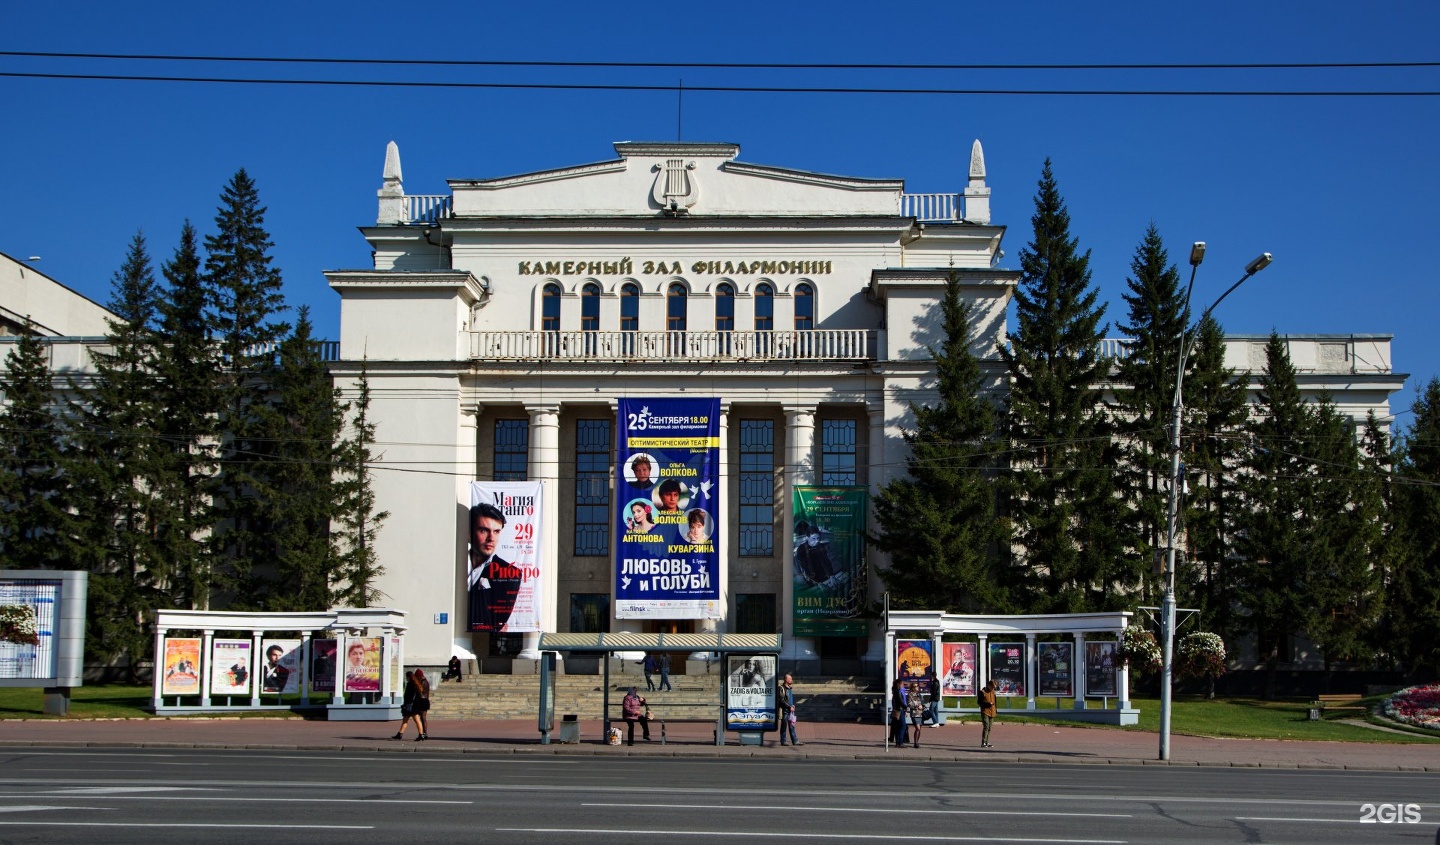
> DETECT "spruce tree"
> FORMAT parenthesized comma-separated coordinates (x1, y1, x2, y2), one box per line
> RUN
(871, 274, 1008, 612)
(333, 358, 388, 607)
(1000, 160, 1128, 612)
(68, 233, 165, 671)
(0, 324, 74, 569)
(205, 169, 290, 600)
(1393, 379, 1440, 677)
(153, 221, 221, 609)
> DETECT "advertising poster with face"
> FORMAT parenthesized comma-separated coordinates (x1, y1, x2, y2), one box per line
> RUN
(160, 637, 202, 696)
(1038, 642, 1074, 697)
(724, 655, 778, 731)
(466, 481, 545, 633)
(941, 642, 977, 697)
(310, 638, 337, 694)
(791, 487, 868, 637)
(988, 642, 1026, 697)
(1086, 641, 1118, 696)
(209, 639, 251, 696)
(615, 399, 722, 620)
(342, 636, 382, 694)
(895, 639, 933, 682)
(260, 638, 301, 694)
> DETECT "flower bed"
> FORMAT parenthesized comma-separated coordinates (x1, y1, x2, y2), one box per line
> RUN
(1381, 684, 1440, 732)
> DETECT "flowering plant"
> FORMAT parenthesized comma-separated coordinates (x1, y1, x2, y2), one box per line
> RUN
(1176, 632, 1227, 681)
(1116, 625, 1161, 673)
(0, 605, 39, 646)
(1382, 684, 1440, 732)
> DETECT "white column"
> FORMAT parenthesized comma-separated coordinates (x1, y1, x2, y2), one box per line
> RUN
(200, 629, 214, 708)
(781, 407, 815, 665)
(249, 630, 263, 707)
(1073, 633, 1087, 710)
(1025, 633, 1037, 710)
(456, 404, 480, 657)
(1118, 638, 1132, 710)
(522, 404, 561, 660)
(299, 632, 312, 707)
(976, 634, 989, 699)
(931, 630, 946, 725)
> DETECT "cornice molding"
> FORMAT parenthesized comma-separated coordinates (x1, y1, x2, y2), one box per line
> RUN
(721, 161, 904, 192)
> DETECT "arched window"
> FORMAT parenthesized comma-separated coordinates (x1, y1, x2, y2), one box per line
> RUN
(754, 283, 773, 331)
(542, 283, 562, 332)
(581, 282, 600, 331)
(794, 283, 814, 331)
(667, 282, 688, 332)
(620, 283, 639, 331)
(715, 283, 735, 332)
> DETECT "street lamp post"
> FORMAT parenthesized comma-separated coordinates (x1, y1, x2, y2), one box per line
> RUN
(1159, 247, 1272, 762)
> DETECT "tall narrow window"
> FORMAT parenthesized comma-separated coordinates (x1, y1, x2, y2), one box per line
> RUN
(794, 283, 814, 330)
(754, 283, 773, 331)
(581, 282, 600, 331)
(739, 419, 776, 556)
(574, 419, 611, 556)
(820, 419, 857, 485)
(542, 283, 561, 331)
(715, 283, 735, 332)
(620, 283, 640, 331)
(494, 419, 529, 481)
(666, 282, 688, 331)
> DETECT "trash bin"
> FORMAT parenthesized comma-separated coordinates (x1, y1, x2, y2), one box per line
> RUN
(559, 714, 580, 744)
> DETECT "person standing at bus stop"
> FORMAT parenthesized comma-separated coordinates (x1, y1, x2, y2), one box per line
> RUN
(777, 673, 799, 746)
(978, 679, 997, 748)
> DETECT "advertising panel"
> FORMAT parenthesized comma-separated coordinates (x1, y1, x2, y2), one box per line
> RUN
(791, 487, 868, 637)
(1086, 641, 1118, 697)
(160, 637, 201, 695)
(895, 639, 932, 682)
(941, 642, 977, 697)
(0, 579, 58, 680)
(260, 638, 301, 694)
(209, 639, 252, 696)
(988, 642, 1026, 697)
(310, 638, 337, 694)
(467, 481, 545, 632)
(1038, 642, 1074, 698)
(724, 655, 777, 731)
(343, 636, 382, 694)
(614, 399, 722, 619)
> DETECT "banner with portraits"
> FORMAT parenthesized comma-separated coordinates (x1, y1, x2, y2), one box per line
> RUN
(988, 642, 1026, 697)
(614, 398, 722, 619)
(466, 481, 545, 633)
(791, 486, 868, 636)
(1086, 641, 1118, 697)
(160, 637, 201, 695)
(1038, 642, 1074, 697)
(259, 638, 301, 694)
(724, 655, 777, 731)
(342, 636, 382, 694)
(310, 638, 337, 694)
(209, 639, 252, 696)
(895, 639, 933, 682)
(941, 642, 977, 697)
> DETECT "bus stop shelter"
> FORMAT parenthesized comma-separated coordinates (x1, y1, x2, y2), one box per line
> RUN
(536, 632, 782, 745)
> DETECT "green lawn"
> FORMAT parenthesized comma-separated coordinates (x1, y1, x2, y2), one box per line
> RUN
(0, 686, 314, 719)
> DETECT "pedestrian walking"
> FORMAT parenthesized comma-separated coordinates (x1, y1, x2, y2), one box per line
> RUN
(978, 679, 997, 748)
(411, 669, 431, 740)
(658, 652, 673, 691)
(777, 673, 799, 746)
(393, 670, 419, 740)
(643, 652, 657, 692)
(926, 668, 942, 727)
(889, 677, 908, 746)
(906, 682, 924, 748)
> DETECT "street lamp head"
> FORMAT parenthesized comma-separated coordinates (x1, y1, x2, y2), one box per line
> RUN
(1189, 242, 1206, 267)
(1245, 253, 1273, 275)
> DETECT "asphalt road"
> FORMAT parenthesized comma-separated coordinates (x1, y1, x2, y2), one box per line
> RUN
(0, 747, 1434, 844)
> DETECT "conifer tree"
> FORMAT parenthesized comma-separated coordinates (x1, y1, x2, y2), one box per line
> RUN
(1393, 378, 1440, 677)
(333, 358, 388, 607)
(0, 324, 74, 569)
(204, 169, 290, 599)
(1000, 160, 1129, 612)
(152, 221, 221, 609)
(68, 233, 165, 670)
(871, 275, 1008, 612)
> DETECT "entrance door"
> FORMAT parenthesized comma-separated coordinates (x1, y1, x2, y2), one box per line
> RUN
(645, 620, 694, 676)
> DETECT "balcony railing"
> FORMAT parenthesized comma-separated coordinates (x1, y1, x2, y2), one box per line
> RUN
(900, 192, 961, 222)
(405, 195, 452, 224)
(470, 330, 873, 362)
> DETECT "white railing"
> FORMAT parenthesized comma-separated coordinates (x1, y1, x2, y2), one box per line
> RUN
(470, 330, 873, 362)
(901, 192, 961, 222)
(405, 195, 452, 224)
(1097, 338, 1132, 359)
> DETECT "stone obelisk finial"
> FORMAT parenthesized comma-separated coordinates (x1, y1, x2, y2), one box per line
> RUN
(963, 139, 991, 225)
(377, 141, 406, 225)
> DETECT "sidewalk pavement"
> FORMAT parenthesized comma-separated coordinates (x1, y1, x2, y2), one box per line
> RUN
(0, 716, 1433, 771)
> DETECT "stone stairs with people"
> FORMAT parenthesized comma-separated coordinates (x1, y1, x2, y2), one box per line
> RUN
(424, 670, 885, 723)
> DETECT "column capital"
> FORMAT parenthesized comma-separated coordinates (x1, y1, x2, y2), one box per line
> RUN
(462, 403, 483, 419)
(527, 404, 561, 424)
(784, 407, 815, 426)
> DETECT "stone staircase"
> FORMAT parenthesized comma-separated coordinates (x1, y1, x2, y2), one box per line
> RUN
(426, 672, 884, 722)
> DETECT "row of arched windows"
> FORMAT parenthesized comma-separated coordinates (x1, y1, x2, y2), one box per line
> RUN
(542, 282, 815, 332)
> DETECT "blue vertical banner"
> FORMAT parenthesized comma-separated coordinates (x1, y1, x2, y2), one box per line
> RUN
(615, 398, 723, 619)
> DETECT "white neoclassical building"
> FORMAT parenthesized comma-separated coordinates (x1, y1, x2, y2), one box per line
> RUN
(325, 140, 1403, 675)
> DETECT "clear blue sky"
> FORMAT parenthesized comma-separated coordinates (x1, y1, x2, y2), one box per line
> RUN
(3, 1, 1437, 422)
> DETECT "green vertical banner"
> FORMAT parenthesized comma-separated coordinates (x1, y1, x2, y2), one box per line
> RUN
(792, 486, 868, 637)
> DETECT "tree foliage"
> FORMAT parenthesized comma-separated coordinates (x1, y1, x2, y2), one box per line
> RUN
(0, 325, 74, 569)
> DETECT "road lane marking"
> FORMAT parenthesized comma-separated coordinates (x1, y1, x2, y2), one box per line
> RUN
(0, 821, 374, 829)
(1233, 816, 1366, 824)
(499, 829, 1124, 843)
(586, 802, 1131, 819)
(10, 794, 470, 804)
(48, 786, 197, 794)
(0, 806, 101, 813)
